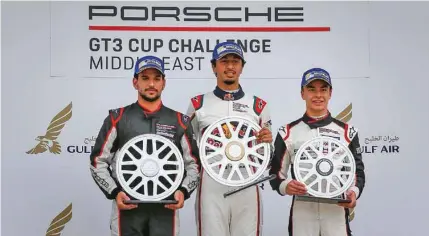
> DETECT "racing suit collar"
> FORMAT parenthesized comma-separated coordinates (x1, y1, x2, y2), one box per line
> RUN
(136, 101, 164, 117)
(302, 111, 333, 129)
(213, 85, 245, 101)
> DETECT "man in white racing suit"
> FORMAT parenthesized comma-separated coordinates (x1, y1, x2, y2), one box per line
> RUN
(186, 41, 273, 236)
(269, 68, 366, 236)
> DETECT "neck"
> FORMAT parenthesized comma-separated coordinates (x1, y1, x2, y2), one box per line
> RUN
(137, 96, 162, 112)
(306, 109, 328, 119)
(217, 81, 240, 91)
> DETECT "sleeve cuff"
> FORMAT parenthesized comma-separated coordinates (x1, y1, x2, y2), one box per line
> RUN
(179, 187, 190, 200)
(349, 186, 360, 199)
(109, 187, 121, 200)
(279, 179, 293, 195)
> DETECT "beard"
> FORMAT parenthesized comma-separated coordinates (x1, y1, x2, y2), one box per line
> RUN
(139, 90, 161, 102)
(223, 78, 236, 85)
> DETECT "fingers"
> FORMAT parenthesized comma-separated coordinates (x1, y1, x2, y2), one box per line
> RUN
(119, 202, 138, 210)
(256, 128, 273, 143)
(338, 191, 356, 208)
(286, 180, 307, 195)
(165, 191, 185, 210)
(116, 192, 138, 210)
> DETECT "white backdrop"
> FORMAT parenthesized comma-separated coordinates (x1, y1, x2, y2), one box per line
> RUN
(1, 1, 429, 236)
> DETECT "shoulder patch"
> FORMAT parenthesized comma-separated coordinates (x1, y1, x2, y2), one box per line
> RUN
(109, 107, 124, 125)
(347, 125, 358, 141)
(191, 95, 204, 111)
(176, 112, 189, 129)
(253, 96, 267, 115)
(278, 124, 290, 140)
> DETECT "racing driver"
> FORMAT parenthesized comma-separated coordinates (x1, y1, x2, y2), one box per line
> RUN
(269, 68, 366, 236)
(186, 41, 273, 236)
(89, 55, 200, 236)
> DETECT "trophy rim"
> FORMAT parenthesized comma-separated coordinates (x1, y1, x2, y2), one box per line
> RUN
(115, 134, 185, 202)
(199, 116, 271, 187)
(293, 135, 356, 198)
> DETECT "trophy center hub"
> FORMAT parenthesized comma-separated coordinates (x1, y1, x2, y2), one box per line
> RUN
(140, 159, 159, 177)
(225, 141, 244, 161)
(316, 159, 334, 176)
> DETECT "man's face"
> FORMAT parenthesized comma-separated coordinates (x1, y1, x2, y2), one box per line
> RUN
(212, 54, 243, 86)
(133, 68, 165, 102)
(301, 80, 332, 113)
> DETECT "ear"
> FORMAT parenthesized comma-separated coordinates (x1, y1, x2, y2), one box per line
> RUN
(132, 77, 138, 90)
(301, 88, 305, 100)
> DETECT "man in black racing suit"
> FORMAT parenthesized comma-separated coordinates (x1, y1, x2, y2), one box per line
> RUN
(90, 55, 200, 236)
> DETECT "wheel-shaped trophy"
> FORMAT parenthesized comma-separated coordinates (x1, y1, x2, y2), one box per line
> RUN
(293, 136, 356, 204)
(115, 134, 184, 204)
(199, 116, 274, 198)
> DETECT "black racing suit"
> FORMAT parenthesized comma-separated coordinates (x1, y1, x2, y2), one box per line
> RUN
(269, 113, 365, 236)
(90, 102, 200, 236)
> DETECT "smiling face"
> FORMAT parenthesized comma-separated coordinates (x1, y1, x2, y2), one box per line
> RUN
(212, 54, 244, 87)
(301, 79, 332, 116)
(133, 68, 165, 102)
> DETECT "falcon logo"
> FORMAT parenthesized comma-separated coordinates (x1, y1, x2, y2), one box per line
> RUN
(26, 102, 73, 155)
(335, 103, 352, 122)
(45, 203, 72, 236)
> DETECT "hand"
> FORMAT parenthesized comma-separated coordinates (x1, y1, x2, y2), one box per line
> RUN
(338, 190, 357, 208)
(285, 180, 307, 195)
(256, 127, 272, 143)
(165, 190, 185, 210)
(116, 191, 138, 210)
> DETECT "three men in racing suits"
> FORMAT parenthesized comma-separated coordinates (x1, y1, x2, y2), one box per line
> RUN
(269, 68, 366, 236)
(186, 41, 273, 236)
(90, 55, 200, 236)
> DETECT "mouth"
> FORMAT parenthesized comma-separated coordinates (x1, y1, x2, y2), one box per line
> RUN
(312, 100, 324, 105)
(145, 89, 158, 93)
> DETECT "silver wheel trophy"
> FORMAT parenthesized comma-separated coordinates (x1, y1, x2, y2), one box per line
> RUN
(293, 136, 356, 204)
(115, 134, 184, 204)
(199, 116, 274, 198)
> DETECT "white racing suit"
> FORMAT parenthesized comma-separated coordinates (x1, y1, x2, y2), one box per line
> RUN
(269, 113, 366, 236)
(186, 85, 272, 236)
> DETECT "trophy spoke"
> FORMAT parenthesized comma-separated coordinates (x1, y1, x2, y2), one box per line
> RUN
(208, 159, 224, 168)
(301, 170, 314, 183)
(216, 124, 226, 139)
(303, 150, 316, 160)
(236, 165, 245, 181)
(310, 142, 321, 157)
(132, 178, 147, 192)
(205, 143, 221, 152)
(205, 150, 223, 161)
(218, 163, 227, 178)
(225, 122, 236, 138)
(125, 173, 139, 185)
(247, 161, 262, 169)
(125, 150, 140, 163)
(208, 134, 223, 143)
(155, 143, 168, 155)
(244, 124, 252, 138)
(243, 161, 254, 176)
(329, 177, 342, 191)
(227, 165, 237, 181)
(246, 136, 258, 143)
